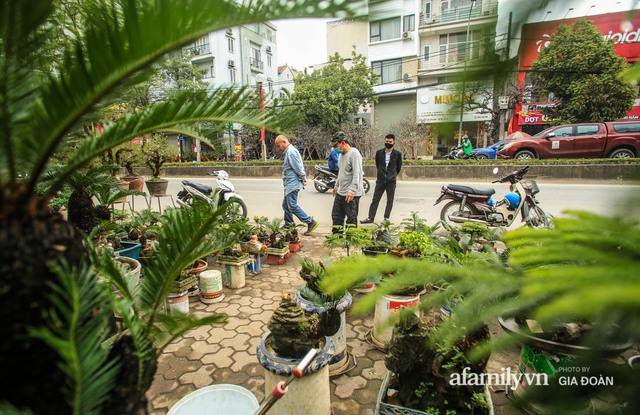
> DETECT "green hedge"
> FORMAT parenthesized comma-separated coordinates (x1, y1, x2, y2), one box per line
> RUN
(163, 158, 640, 168)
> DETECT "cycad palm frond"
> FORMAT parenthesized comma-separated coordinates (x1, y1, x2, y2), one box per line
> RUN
(29, 262, 119, 415)
(138, 202, 238, 323)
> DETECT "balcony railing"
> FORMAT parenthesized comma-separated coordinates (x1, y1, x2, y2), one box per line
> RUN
(419, 40, 491, 71)
(250, 57, 264, 70)
(190, 43, 211, 56)
(420, 1, 498, 27)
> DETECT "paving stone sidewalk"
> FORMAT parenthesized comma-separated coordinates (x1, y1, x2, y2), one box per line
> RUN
(146, 229, 530, 415)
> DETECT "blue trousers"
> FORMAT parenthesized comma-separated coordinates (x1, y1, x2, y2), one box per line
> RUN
(283, 190, 312, 225)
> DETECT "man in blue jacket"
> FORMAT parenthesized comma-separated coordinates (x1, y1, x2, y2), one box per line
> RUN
(327, 142, 341, 175)
(275, 135, 319, 235)
(361, 134, 402, 223)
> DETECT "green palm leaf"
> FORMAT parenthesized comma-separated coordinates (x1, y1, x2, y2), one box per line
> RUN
(29, 262, 118, 415)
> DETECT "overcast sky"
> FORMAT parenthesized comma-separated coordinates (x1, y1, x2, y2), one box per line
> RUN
(274, 18, 333, 70)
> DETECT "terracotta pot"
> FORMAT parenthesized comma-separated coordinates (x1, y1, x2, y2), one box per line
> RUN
(145, 179, 169, 196)
(113, 182, 129, 203)
(122, 175, 145, 192)
(289, 241, 303, 253)
(186, 259, 208, 276)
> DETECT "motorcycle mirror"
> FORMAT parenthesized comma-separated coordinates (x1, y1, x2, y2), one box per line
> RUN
(492, 167, 499, 175)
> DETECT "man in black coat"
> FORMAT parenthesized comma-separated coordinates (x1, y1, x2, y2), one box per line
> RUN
(361, 134, 402, 223)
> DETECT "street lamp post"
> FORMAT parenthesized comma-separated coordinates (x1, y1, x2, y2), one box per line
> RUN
(256, 73, 267, 160)
(457, 0, 476, 146)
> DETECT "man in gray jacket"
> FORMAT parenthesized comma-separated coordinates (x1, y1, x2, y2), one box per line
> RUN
(331, 133, 364, 234)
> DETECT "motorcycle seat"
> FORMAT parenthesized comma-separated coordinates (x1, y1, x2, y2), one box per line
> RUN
(315, 165, 335, 176)
(447, 184, 495, 196)
(183, 180, 213, 195)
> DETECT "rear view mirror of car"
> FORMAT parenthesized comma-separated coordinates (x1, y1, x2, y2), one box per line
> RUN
(545, 133, 555, 139)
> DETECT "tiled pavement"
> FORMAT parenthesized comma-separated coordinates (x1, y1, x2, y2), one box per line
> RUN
(145, 229, 535, 415)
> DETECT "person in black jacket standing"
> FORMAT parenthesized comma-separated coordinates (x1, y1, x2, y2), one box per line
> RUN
(361, 134, 402, 223)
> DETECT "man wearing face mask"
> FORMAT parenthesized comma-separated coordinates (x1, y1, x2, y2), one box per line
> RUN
(361, 134, 402, 224)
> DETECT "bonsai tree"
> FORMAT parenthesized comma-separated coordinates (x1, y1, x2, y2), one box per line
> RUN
(283, 222, 304, 244)
(116, 142, 144, 178)
(385, 313, 492, 414)
(298, 256, 345, 337)
(364, 220, 398, 254)
(323, 224, 371, 257)
(265, 217, 288, 249)
(0, 0, 362, 413)
(141, 133, 175, 180)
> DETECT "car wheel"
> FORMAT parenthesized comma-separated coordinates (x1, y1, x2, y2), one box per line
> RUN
(514, 150, 536, 160)
(608, 148, 635, 159)
(475, 153, 489, 159)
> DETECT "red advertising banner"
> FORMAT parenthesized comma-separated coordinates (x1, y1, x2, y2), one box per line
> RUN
(520, 11, 640, 69)
(518, 100, 640, 124)
(618, 98, 640, 120)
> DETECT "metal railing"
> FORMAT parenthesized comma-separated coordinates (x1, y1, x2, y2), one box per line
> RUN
(418, 40, 489, 71)
(250, 57, 264, 70)
(189, 43, 211, 56)
(419, 1, 498, 27)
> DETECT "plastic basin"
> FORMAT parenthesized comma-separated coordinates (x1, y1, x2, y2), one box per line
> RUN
(168, 384, 258, 415)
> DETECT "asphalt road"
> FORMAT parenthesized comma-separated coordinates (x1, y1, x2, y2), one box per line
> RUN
(129, 177, 640, 231)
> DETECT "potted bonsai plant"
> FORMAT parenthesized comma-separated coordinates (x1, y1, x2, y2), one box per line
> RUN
(216, 220, 251, 288)
(379, 313, 493, 415)
(284, 222, 304, 253)
(142, 133, 174, 196)
(256, 293, 335, 415)
(294, 256, 353, 376)
(264, 218, 291, 265)
(362, 220, 396, 257)
(116, 142, 145, 191)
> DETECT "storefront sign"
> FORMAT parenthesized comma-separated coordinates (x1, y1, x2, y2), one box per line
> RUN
(518, 100, 640, 124)
(517, 102, 558, 124)
(417, 83, 492, 124)
(520, 11, 640, 69)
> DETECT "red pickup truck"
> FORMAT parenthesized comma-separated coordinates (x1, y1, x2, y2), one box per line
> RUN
(497, 121, 640, 160)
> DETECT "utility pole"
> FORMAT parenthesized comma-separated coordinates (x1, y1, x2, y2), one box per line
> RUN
(457, 0, 476, 146)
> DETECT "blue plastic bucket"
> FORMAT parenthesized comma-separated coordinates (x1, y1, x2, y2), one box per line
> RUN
(117, 241, 142, 259)
(168, 384, 258, 415)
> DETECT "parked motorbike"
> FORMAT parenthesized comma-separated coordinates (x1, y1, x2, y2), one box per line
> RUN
(442, 146, 479, 160)
(176, 170, 248, 218)
(434, 166, 552, 228)
(313, 165, 371, 194)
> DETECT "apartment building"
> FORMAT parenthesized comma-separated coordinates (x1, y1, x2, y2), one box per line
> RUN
(185, 23, 278, 158)
(187, 23, 278, 91)
(344, 0, 499, 156)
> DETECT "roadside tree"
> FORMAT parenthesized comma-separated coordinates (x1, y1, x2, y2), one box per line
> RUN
(531, 18, 636, 124)
(291, 52, 378, 132)
(389, 110, 435, 159)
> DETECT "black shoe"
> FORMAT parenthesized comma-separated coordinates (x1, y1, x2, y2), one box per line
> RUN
(360, 218, 374, 224)
(304, 219, 319, 235)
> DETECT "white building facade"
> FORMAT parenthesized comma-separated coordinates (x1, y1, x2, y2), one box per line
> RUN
(185, 23, 278, 158)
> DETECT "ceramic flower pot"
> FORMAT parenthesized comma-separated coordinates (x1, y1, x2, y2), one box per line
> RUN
(257, 333, 334, 415)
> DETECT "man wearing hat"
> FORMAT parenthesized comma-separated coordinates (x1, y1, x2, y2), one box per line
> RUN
(331, 132, 364, 234)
